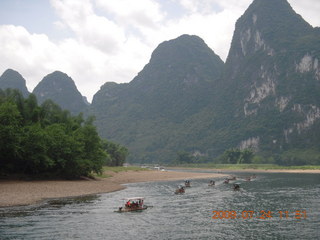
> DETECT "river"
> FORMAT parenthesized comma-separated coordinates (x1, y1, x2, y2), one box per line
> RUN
(0, 171, 319, 239)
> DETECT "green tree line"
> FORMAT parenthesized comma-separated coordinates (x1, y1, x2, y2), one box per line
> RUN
(0, 89, 128, 179)
(219, 148, 254, 164)
(175, 148, 255, 165)
(175, 147, 320, 166)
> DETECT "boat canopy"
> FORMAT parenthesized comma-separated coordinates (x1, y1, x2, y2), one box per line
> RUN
(124, 197, 144, 201)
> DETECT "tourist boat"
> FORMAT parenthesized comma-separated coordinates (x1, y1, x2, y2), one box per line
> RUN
(233, 183, 241, 191)
(175, 185, 185, 194)
(208, 180, 215, 186)
(245, 174, 256, 181)
(228, 175, 237, 181)
(115, 197, 148, 212)
(184, 180, 191, 187)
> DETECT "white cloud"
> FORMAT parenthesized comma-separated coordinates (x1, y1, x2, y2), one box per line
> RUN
(51, 0, 126, 54)
(0, 25, 58, 88)
(289, 0, 320, 27)
(0, 24, 122, 100)
(175, 0, 251, 14)
(95, 0, 164, 29)
(160, 8, 245, 60)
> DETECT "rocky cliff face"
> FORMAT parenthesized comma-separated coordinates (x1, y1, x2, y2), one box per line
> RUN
(221, 0, 320, 154)
(33, 71, 87, 115)
(0, 69, 29, 97)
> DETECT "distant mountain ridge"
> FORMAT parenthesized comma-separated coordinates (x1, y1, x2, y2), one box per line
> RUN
(0, 69, 29, 97)
(89, 34, 225, 162)
(0, 69, 88, 115)
(33, 71, 88, 115)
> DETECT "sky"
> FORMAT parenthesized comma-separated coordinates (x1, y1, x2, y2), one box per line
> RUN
(0, 0, 319, 102)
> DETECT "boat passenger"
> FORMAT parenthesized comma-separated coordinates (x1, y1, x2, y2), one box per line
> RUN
(209, 180, 215, 186)
(233, 184, 240, 191)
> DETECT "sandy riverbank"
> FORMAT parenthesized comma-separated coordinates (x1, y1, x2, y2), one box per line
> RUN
(0, 170, 225, 207)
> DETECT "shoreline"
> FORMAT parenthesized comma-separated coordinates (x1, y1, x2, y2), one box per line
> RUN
(0, 170, 226, 208)
(169, 167, 320, 174)
(1, 168, 318, 208)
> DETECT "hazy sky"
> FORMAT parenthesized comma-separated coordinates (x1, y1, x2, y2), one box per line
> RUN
(0, 0, 319, 102)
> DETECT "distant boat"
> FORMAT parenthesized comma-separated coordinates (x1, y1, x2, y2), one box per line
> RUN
(185, 180, 191, 187)
(115, 197, 148, 212)
(233, 183, 241, 191)
(175, 185, 185, 194)
(227, 175, 236, 181)
(208, 180, 215, 186)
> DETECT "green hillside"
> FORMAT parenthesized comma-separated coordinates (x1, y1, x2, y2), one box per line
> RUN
(33, 71, 88, 115)
(90, 0, 320, 165)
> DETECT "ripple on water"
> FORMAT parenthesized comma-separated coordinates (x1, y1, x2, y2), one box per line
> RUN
(0, 172, 319, 240)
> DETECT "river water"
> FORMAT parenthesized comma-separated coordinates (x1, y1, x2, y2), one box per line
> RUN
(0, 171, 319, 240)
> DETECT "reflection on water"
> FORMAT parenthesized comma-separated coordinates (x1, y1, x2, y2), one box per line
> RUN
(0, 172, 319, 240)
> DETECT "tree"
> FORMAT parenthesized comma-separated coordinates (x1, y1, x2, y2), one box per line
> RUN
(0, 101, 22, 173)
(239, 149, 254, 164)
(73, 123, 106, 175)
(0, 90, 127, 178)
(224, 148, 241, 164)
(24, 94, 40, 124)
(175, 151, 194, 164)
(102, 140, 128, 166)
(220, 148, 254, 164)
(20, 124, 53, 174)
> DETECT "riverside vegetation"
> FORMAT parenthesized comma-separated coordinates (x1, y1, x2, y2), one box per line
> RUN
(0, 89, 128, 179)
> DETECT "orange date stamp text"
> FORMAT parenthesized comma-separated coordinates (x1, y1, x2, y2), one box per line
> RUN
(212, 210, 307, 220)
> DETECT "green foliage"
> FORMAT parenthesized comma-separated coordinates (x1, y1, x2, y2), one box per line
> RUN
(239, 149, 254, 164)
(20, 124, 52, 174)
(175, 151, 195, 164)
(101, 166, 148, 173)
(278, 149, 320, 166)
(169, 163, 320, 170)
(0, 101, 23, 173)
(0, 90, 126, 179)
(219, 148, 254, 164)
(102, 140, 128, 166)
